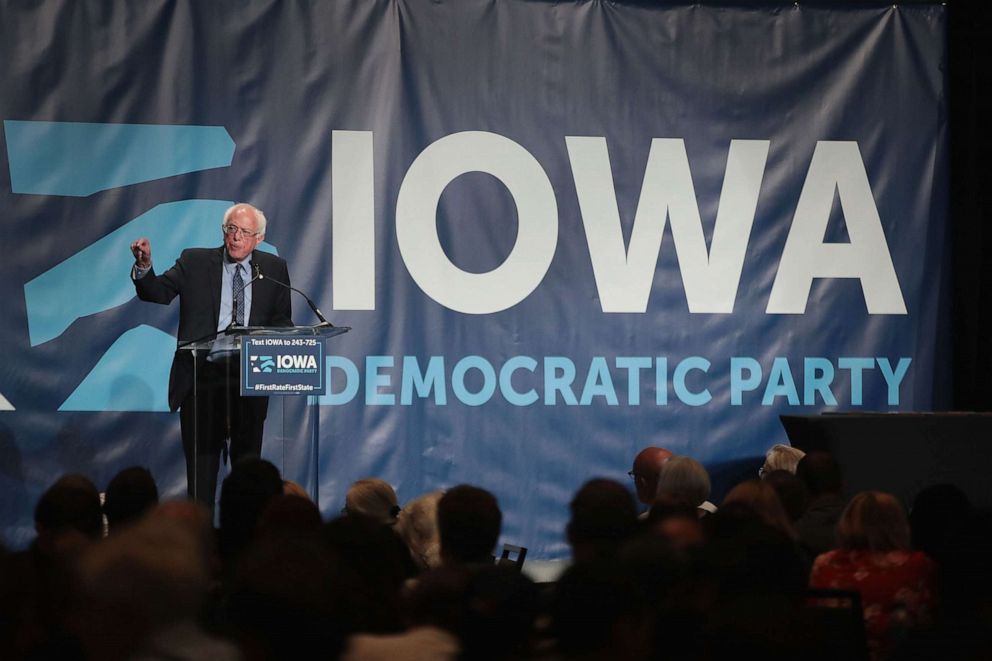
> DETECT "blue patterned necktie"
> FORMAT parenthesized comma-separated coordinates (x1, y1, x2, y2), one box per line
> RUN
(233, 264, 245, 326)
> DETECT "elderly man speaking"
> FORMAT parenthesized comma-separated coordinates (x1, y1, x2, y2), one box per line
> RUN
(130, 203, 293, 508)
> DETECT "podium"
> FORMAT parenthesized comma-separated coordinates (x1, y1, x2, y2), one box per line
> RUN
(179, 324, 349, 507)
(781, 413, 992, 510)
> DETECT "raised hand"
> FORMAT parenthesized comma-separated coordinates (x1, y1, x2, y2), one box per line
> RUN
(131, 238, 152, 269)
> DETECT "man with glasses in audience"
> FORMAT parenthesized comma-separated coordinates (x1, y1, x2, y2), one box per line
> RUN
(130, 203, 293, 509)
(628, 446, 673, 516)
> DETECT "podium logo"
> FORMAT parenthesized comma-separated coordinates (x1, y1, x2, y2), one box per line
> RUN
(252, 356, 275, 373)
(278, 355, 318, 370)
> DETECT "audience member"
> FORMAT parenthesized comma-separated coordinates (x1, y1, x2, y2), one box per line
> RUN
(346, 563, 537, 661)
(645, 494, 705, 550)
(283, 479, 311, 500)
(343, 619, 459, 661)
(700, 502, 816, 659)
(437, 485, 502, 566)
(74, 513, 238, 660)
(464, 565, 539, 660)
(323, 514, 418, 634)
(344, 566, 463, 660)
(153, 499, 219, 581)
(395, 489, 445, 570)
(629, 446, 673, 509)
(218, 458, 284, 569)
(760, 443, 806, 477)
(453, 565, 541, 660)
(809, 491, 936, 661)
(34, 473, 103, 544)
(657, 455, 716, 517)
(552, 560, 652, 660)
(566, 478, 637, 563)
(156, 497, 210, 523)
(0, 474, 102, 658)
(892, 509, 992, 660)
(795, 450, 846, 557)
(345, 478, 401, 526)
(908, 483, 972, 566)
(103, 466, 159, 533)
(703, 502, 806, 598)
(255, 493, 323, 540)
(228, 531, 345, 660)
(723, 479, 796, 540)
(762, 469, 809, 523)
(617, 534, 704, 659)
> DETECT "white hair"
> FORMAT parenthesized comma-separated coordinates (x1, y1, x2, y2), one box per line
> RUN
(656, 456, 711, 507)
(395, 490, 445, 570)
(222, 203, 267, 236)
(345, 478, 400, 525)
(396, 489, 444, 569)
(762, 443, 806, 475)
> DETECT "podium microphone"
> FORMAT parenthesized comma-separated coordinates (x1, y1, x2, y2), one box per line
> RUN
(257, 267, 333, 327)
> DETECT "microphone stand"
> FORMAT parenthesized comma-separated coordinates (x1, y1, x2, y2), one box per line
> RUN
(256, 268, 335, 328)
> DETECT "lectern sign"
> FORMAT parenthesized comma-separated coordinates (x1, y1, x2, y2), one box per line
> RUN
(241, 335, 325, 397)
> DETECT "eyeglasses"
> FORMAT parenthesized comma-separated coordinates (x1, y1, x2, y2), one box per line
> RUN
(223, 224, 260, 239)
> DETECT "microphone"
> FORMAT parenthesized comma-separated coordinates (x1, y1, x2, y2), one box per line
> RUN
(257, 266, 334, 327)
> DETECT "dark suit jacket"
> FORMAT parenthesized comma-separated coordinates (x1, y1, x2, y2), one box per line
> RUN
(134, 247, 293, 411)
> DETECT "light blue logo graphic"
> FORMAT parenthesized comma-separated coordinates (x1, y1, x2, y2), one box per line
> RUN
(4, 120, 280, 412)
(4, 120, 234, 196)
(253, 356, 275, 373)
(60, 325, 175, 411)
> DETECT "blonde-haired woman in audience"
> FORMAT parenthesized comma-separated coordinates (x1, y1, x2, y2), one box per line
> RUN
(656, 455, 716, 517)
(395, 490, 445, 570)
(809, 491, 935, 661)
(722, 478, 796, 540)
(759, 443, 806, 477)
(344, 478, 401, 526)
(282, 480, 311, 500)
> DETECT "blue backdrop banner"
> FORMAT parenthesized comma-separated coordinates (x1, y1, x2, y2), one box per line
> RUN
(0, 1, 947, 556)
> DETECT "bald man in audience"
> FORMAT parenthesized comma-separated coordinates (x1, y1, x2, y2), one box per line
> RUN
(629, 447, 673, 511)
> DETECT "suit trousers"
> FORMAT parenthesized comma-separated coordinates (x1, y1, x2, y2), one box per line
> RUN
(178, 357, 269, 509)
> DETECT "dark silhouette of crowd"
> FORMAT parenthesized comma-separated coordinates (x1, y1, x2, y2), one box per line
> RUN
(1, 447, 990, 660)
